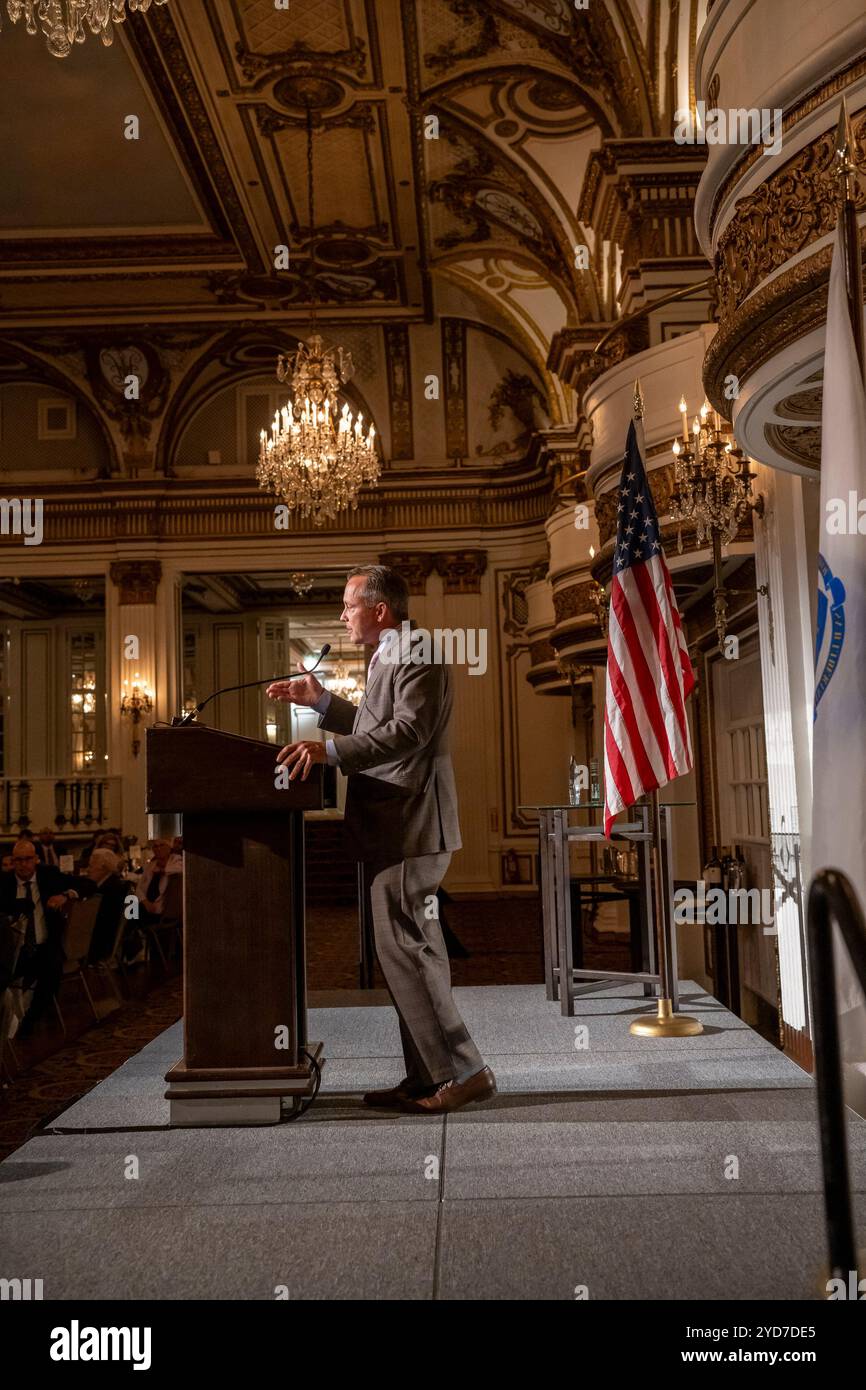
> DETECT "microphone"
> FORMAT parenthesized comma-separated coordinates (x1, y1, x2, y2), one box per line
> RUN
(173, 644, 332, 726)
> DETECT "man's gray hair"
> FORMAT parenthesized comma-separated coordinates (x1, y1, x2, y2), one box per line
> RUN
(347, 564, 410, 620)
(89, 847, 120, 876)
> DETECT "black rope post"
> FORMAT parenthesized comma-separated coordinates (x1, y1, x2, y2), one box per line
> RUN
(807, 870, 864, 1282)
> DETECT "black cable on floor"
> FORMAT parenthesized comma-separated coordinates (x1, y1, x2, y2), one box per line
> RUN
(282, 1047, 323, 1121)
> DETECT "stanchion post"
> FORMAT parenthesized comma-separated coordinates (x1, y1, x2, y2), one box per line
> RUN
(629, 794, 703, 1037)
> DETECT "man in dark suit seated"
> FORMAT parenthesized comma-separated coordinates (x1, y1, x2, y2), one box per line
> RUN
(78, 848, 131, 963)
(35, 827, 61, 868)
(0, 839, 83, 1036)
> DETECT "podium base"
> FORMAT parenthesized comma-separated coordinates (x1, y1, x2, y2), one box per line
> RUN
(164, 1043, 323, 1126)
(629, 999, 703, 1037)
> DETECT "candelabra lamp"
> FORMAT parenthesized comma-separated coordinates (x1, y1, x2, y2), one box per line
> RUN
(670, 398, 765, 650)
(120, 680, 154, 758)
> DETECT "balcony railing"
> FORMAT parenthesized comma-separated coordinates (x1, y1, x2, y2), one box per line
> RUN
(0, 777, 122, 837)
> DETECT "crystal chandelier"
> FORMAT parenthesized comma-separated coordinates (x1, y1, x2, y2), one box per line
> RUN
(286, 571, 315, 597)
(258, 335, 378, 527)
(258, 103, 379, 528)
(0, 1, 169, 58)
(670, 396, 762, 551)
(328, 658, 362, 706)
(670, 395, 764, 648)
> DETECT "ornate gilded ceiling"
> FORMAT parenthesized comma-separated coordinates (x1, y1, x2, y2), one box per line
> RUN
(0, 0, 710, 491)
(0, 0, 678, 341)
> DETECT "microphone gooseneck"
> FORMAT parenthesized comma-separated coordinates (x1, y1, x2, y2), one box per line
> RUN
(175, 643, 332, 725)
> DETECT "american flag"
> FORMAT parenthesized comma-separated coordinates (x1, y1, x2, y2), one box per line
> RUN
(603, 418, 695, 838)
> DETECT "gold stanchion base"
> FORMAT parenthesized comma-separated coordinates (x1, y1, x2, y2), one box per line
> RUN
(629, 998, 703, 1037)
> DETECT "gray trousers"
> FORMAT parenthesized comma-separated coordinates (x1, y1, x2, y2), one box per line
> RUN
(366, 852, 484, 1086)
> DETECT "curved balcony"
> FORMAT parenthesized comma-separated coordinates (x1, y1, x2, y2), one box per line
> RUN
(695, 0, 866, 472)
(524, 576, 566, 695)
(583, 327, 757, 632)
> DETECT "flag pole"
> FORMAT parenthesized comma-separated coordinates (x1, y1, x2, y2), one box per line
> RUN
(835, 98, 865, 380)
(627, 381, 703, 1038)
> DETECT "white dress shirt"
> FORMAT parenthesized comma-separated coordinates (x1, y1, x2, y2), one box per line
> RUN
(315, 632, 392, 767)
(16, 874, 47, 945)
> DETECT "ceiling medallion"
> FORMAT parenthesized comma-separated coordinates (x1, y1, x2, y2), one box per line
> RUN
(257, 108, 379, 528)
(0, 0, 170, 59)
(273, 75, 343, 113)
(527, 76, 582, 111)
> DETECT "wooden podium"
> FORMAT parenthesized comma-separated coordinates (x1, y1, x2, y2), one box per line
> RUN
(146, 724, 324, 1126)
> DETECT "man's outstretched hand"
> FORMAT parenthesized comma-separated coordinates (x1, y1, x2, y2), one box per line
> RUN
(267, 666, 324, 708)
(276, 740, 328, 781)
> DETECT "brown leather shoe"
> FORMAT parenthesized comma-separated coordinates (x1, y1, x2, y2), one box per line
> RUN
(397, 1066, 497, 1114)
(363, 1078, 429, 1109)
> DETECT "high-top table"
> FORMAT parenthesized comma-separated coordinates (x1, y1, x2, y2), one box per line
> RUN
(522, 801, 693, 1017)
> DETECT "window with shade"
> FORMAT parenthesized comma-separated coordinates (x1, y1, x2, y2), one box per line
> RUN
(70, 630, 98, 772)
(261, 620, 289, 745)
(182, 628, 198, 716)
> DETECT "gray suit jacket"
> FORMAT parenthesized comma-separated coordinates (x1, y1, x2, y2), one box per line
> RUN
(318, 651, 462, 863)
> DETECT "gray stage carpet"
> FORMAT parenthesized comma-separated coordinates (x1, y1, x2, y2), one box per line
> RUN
(1, 983, 862, 1300)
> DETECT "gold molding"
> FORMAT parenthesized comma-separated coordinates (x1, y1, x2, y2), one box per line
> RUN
(435, 550, 488, 595)
(378, 552, 435, 595)
(0, 475, 552, 547)
(109, 560, 162, 604)
(703, 232, 866, 427)
(715, 114, 866, 322)
(705, 60, 866, 239)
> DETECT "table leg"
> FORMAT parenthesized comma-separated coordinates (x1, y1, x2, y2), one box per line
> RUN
(553, 809, 575, 1017)
(540, 811, 558, 1001)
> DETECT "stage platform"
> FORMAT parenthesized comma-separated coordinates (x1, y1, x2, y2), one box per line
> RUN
(1, 982, 864, 1300)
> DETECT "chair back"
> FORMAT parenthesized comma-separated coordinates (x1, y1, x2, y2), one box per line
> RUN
(161, 872, 183, 926)
(62, 897, 100, 964)
(0, 913, 27, 990)
(106, 909, 129, 964)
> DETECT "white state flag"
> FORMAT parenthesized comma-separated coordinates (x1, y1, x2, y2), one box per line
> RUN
(812, 221, 866, 1048)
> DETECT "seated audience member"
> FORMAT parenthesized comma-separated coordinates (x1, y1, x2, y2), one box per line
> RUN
(35, 827, 60, 868)
(78, 828, 125, 872)
(1, 852, 14, 873)
(135, 839, 176, 922)
(78, 848, 131, 963)
(96, 830, 125, 858)
(0, 839, 82, 1036)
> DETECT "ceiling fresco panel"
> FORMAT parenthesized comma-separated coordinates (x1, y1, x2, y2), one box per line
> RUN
(237, 0, 353, 55)
(0, 20, 204, 236)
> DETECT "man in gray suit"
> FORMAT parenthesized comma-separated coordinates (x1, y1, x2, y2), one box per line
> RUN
(267, 564, 495, 1114)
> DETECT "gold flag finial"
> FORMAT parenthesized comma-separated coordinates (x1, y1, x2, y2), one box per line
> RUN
(633, 379, 645, 420)
(835, 97, 858, 196)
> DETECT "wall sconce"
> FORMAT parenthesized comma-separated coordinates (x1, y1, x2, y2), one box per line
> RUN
(120, 676, 154, 757)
